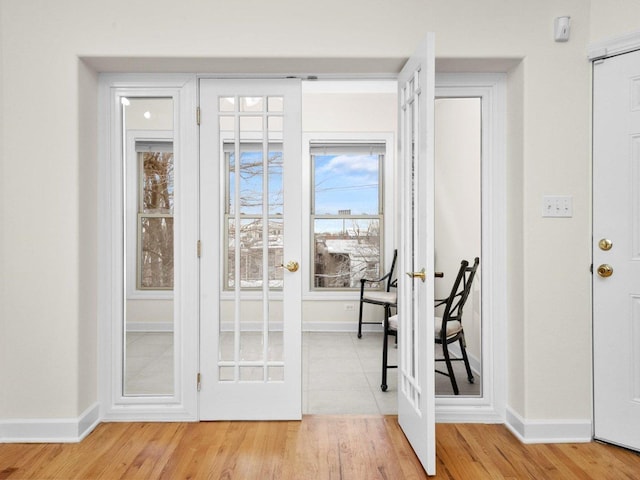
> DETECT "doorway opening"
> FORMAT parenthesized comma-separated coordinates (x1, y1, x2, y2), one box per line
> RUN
(98, 72, 505, 423)
(299, 79, 495, 412)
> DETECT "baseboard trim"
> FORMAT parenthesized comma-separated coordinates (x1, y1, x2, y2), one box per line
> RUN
(126, 322, 174, 332)
(0, 403, 100, 443)
(218, 321, 383, 333)
(126, 321, 377, 333)
(505, 407, 592, 444)
(436, 404, 503, 423)
(303, 321, 383, 332)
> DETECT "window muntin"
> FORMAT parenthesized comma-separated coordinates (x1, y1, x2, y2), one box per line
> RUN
(224, 142, 284, 290)
(311, 143, 384, 290)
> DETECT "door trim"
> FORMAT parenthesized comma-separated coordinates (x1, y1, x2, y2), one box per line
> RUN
(96, 71, 506, 423)
(434, 73, 507, 424)
(98, 74, 199, 421)
(588, 29, 640, 61)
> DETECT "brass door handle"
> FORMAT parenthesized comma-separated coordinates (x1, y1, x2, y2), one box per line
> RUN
(278, 261, 299, 273)
(598, 238, 613, 251)
(597, 264, 613, 278)
(406, 268, 426, 282)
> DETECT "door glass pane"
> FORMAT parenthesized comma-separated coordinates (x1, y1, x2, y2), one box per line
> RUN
(409, 89, 417, 380)
(240, 149, 264, 215)
(240, 96, 264, 112)
(240, 116, 263, 137)
(240, 366, 264, 381)
(122, 96, 175, 396)
(219, 366, 234, 381)
(219, 93, 285, 385)
(268, 147, 283, 215)
(267, 96, 283, 112)
(268, 366, 284, 381)
(219, 97, 235, 112)
(240, 331, 263, 362)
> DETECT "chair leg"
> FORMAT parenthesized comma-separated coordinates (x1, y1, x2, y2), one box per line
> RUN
(381, 306, 389, 391)
(459, 335, 475, 384)
(357, 300, 364, 338)
(442, 342, 459, 395)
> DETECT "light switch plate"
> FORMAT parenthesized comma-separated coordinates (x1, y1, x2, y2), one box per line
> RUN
(543, 195, 573, 217)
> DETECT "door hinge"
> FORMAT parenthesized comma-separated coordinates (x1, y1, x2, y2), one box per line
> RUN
(197, 372, 202, 391)
(197, 240, 201, 258)
(196, 106, 201, 125)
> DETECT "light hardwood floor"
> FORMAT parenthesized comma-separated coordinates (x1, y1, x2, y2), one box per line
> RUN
(1, 418, 639, 479)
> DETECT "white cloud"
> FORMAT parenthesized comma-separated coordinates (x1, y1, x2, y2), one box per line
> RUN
(316, 154, 378, 175)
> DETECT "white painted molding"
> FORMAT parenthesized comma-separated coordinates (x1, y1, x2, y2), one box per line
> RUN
(98, 74, 199, 421)
(217, 321, 383, 333)
(126, 322, 174, 332)
(505, 407, 592, 444)
(588, 29, 640, 60)
(303, 321, 383, 333)
(0, 403, 100, 443)
(434, 73, 508, 424)
(436, 404, 503, 424)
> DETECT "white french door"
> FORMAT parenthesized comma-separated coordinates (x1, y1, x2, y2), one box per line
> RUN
(199, 79, 302, 420)
(397, 34, 436, 475)
(593, 48, 640, 451)
(196, 44, 436, 467)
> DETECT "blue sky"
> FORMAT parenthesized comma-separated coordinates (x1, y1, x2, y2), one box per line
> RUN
(314, 153, 379, 216)
(228, 151, 380, 234)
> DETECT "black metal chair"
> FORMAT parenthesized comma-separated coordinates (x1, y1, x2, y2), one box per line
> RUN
(435, 257, 480, 395)
(357, 249, 398, 338)
(381, 312, 398, 391)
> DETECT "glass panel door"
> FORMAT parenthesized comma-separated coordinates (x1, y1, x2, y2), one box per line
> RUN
(397, 35, 436, 474)
(200, 79, 302, 420)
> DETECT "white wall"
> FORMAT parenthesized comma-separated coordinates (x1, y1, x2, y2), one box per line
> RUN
(0, 0, 635, 424)
(589, 0, 640, 41)
(302, 87, 396, 326)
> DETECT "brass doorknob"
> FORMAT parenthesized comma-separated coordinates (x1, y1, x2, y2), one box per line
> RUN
(598, 238, 613, 251)
(278, 261, 299, 273)
(406, 268, 426, 282)
(597, 264, 613, 278)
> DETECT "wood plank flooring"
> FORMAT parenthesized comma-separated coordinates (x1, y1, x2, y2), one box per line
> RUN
(1, 417, 639, 479)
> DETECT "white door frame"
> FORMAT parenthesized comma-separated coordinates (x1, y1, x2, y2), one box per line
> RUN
(98, 74, 199, 421)
(434, 73, 507, 423)
(97, 71, 507, 424)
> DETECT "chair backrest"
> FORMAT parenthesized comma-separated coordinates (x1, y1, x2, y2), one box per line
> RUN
(441, 257, 480, 324)
(386, 249, 398, 292)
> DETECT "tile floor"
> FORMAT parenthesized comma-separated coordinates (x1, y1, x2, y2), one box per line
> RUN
(303, 332, 398, 414)
(125, 332, 174, 396)
(124, 331, 480, 410)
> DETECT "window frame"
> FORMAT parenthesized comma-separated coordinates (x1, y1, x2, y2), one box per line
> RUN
(302, 132, 395, 300)
(126, 129, 174, 300)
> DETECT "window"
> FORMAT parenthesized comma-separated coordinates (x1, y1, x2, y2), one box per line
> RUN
(125, 128, 175, 298)
(137, 141, 174, 290)
(311, 143, 385, 290)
